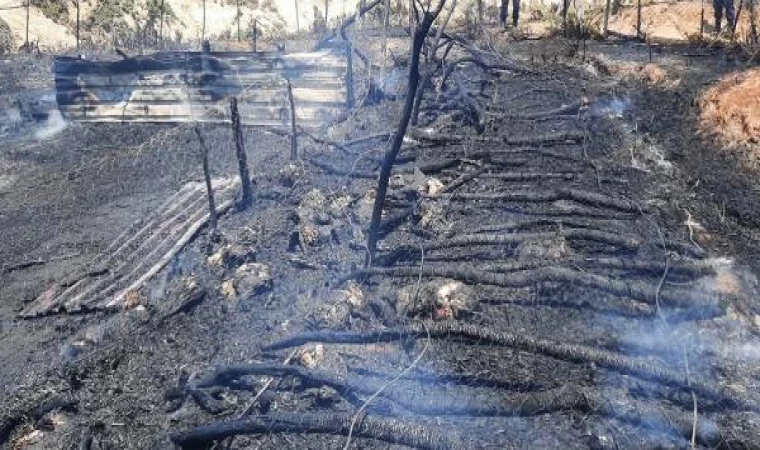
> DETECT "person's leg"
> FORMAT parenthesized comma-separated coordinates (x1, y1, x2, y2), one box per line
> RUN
(725, 0, 736, 32)
(500, 0, 508, 27)
(714, 0, 724, 32)
(512, 0, 520, 27)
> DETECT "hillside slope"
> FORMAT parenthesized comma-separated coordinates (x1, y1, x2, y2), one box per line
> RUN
(0, 0, 367, 51)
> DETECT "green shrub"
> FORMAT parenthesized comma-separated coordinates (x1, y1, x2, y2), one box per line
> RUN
(0, 17, 15, 54)
(31, 0, 70, 25)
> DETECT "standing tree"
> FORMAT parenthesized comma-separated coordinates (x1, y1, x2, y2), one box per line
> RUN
(365, 0, 448, 265)
(201, 0, 206, 45)
(237, 0, 241, 41)
(159, 0, 165, 45)
(25, 0, 30, 52)
(295, 0, 300, 32)
(603, 0, 611, 37)
(75, 0, 80, 51)
(410, 0, 457, 125)
(380, 0, 391, 90)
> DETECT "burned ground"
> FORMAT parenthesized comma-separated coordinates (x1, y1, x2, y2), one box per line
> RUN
(1, 35, 760, 450)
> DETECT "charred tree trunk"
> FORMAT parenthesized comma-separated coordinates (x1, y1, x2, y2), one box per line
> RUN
(25, 0, 29, 52)
(229, 98, 253, 209)
(263, 322, 755, 411)
(202, 0, 206, 45)
(366, 0, 448, 264)
(603, 0, 612, 37)
(236, 0, 241, 41)
(170, 412, 462, 450)
(381, 0, 391, 91)
(295, 0, 300, 32)
(76, 0, 80, 52)
(253, 19, 257, 52)
(286, 79, 298, 160)
(194, 126, 218, 234)
(734, 0, 745, 38)
(159, 0, 165, 46)
(411, 0, 456, 125)
(346, 42, 355, 108)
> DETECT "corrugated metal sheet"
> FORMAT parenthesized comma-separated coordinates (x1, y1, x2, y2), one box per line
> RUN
(21, 178, 239, 317)
(55, 49, 349, 128)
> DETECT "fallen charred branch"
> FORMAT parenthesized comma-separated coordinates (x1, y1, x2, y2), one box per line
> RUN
(307, 157, 376, 179)
(263, 322, 755, 411)
(345, 132, 393, 148)
(339, 266, 721, 311)
(2, 252, 79, 274)
(481, 290, 661, 318)
(408, 127, 585, 145)
(431, 188, 642, 213)
(307, 157, 457, 180)
(181, 362, 733, 448)
(316, 0, 383, 48)
(417, 158, 461, 174)
(439, 56, 531, 91)
(195, 364, 729, 446)
(471, 216, 622, 233)
(468, 219, 706, 258)
(483, 294, 720, 322)
(451, 80, 485, 133)
(170, 411, 464, 450)
(491, 99, 585, 119)
(440, 166, 487, 194)
(350, 365, 546, 392)
(478, 147, 584, 162)
(1, 394, 78, 444)
(165, 385, 225, 414)
(447, 202, 638, 220)
(479, 257, 715, 278)
(479, 171, 576, 181)
(300, 129, 392, 155)
(421, 229, 642, 252)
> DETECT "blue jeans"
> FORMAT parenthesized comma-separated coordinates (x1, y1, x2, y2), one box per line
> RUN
(714, 0, 736, 32)
(500, 0, 520, 27)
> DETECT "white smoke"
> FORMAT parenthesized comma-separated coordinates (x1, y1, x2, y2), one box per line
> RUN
(34, 109, 68, 140)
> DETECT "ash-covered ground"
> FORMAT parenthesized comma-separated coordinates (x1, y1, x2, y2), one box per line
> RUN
(1, 33, 760, 450)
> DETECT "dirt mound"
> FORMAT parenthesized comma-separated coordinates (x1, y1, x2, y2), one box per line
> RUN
(700, 68, 760, 148)
(609, 1, 755, 41)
